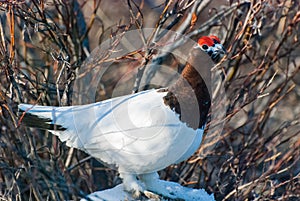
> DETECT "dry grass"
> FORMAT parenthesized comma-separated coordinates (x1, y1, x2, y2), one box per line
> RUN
(0, 0, 299, 200)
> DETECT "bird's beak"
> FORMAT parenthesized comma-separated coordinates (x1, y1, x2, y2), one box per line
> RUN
(211, 44, 227, 63)
(215, 44, 227, 55)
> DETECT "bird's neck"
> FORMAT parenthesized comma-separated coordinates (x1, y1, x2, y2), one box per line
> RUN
(163, 49, 212, 129)
(181, 48, 212, 92)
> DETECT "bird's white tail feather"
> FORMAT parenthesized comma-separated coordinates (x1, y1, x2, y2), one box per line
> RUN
(18, 103, 86, 149)
(18, 103, 68, 132)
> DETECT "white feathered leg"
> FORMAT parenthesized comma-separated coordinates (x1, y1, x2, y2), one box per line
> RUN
(139, 172, 177, 199)
(120, 173, 144, 198)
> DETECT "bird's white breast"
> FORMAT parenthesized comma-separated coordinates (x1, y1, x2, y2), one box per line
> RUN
(38, 89, 204, 174)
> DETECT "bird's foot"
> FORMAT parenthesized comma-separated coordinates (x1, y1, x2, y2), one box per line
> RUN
(143, 190, 160, 200)
(121, 172, 184, 200)
(139, 172, 179, 200)
(144, 189, 179, 200)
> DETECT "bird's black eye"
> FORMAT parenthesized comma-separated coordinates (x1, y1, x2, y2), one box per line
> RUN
(202, 44, 208, 50)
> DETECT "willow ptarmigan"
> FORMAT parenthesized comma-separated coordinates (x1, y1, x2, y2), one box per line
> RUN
(19, 35, 226, 198)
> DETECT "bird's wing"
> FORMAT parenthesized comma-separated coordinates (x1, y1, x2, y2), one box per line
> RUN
(19, 89, 171, 148)
(19, 89, 202, 172)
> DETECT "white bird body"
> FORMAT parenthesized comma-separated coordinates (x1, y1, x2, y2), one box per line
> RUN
(19, 35, 226, 198)
(19, 89, 203, 174)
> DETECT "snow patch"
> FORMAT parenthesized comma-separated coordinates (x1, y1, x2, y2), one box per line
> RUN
(80, 180, 215, 201)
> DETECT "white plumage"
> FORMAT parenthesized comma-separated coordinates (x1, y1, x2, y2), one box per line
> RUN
(19, 35, 226, 199)
(19, 89, 203, 197)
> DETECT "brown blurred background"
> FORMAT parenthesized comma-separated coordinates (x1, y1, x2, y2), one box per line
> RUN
(0, 0, 299, 200)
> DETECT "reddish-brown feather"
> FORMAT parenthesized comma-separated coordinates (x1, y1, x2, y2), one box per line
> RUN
(197, 36, 215, 47)
(209, 35, 221, 44)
